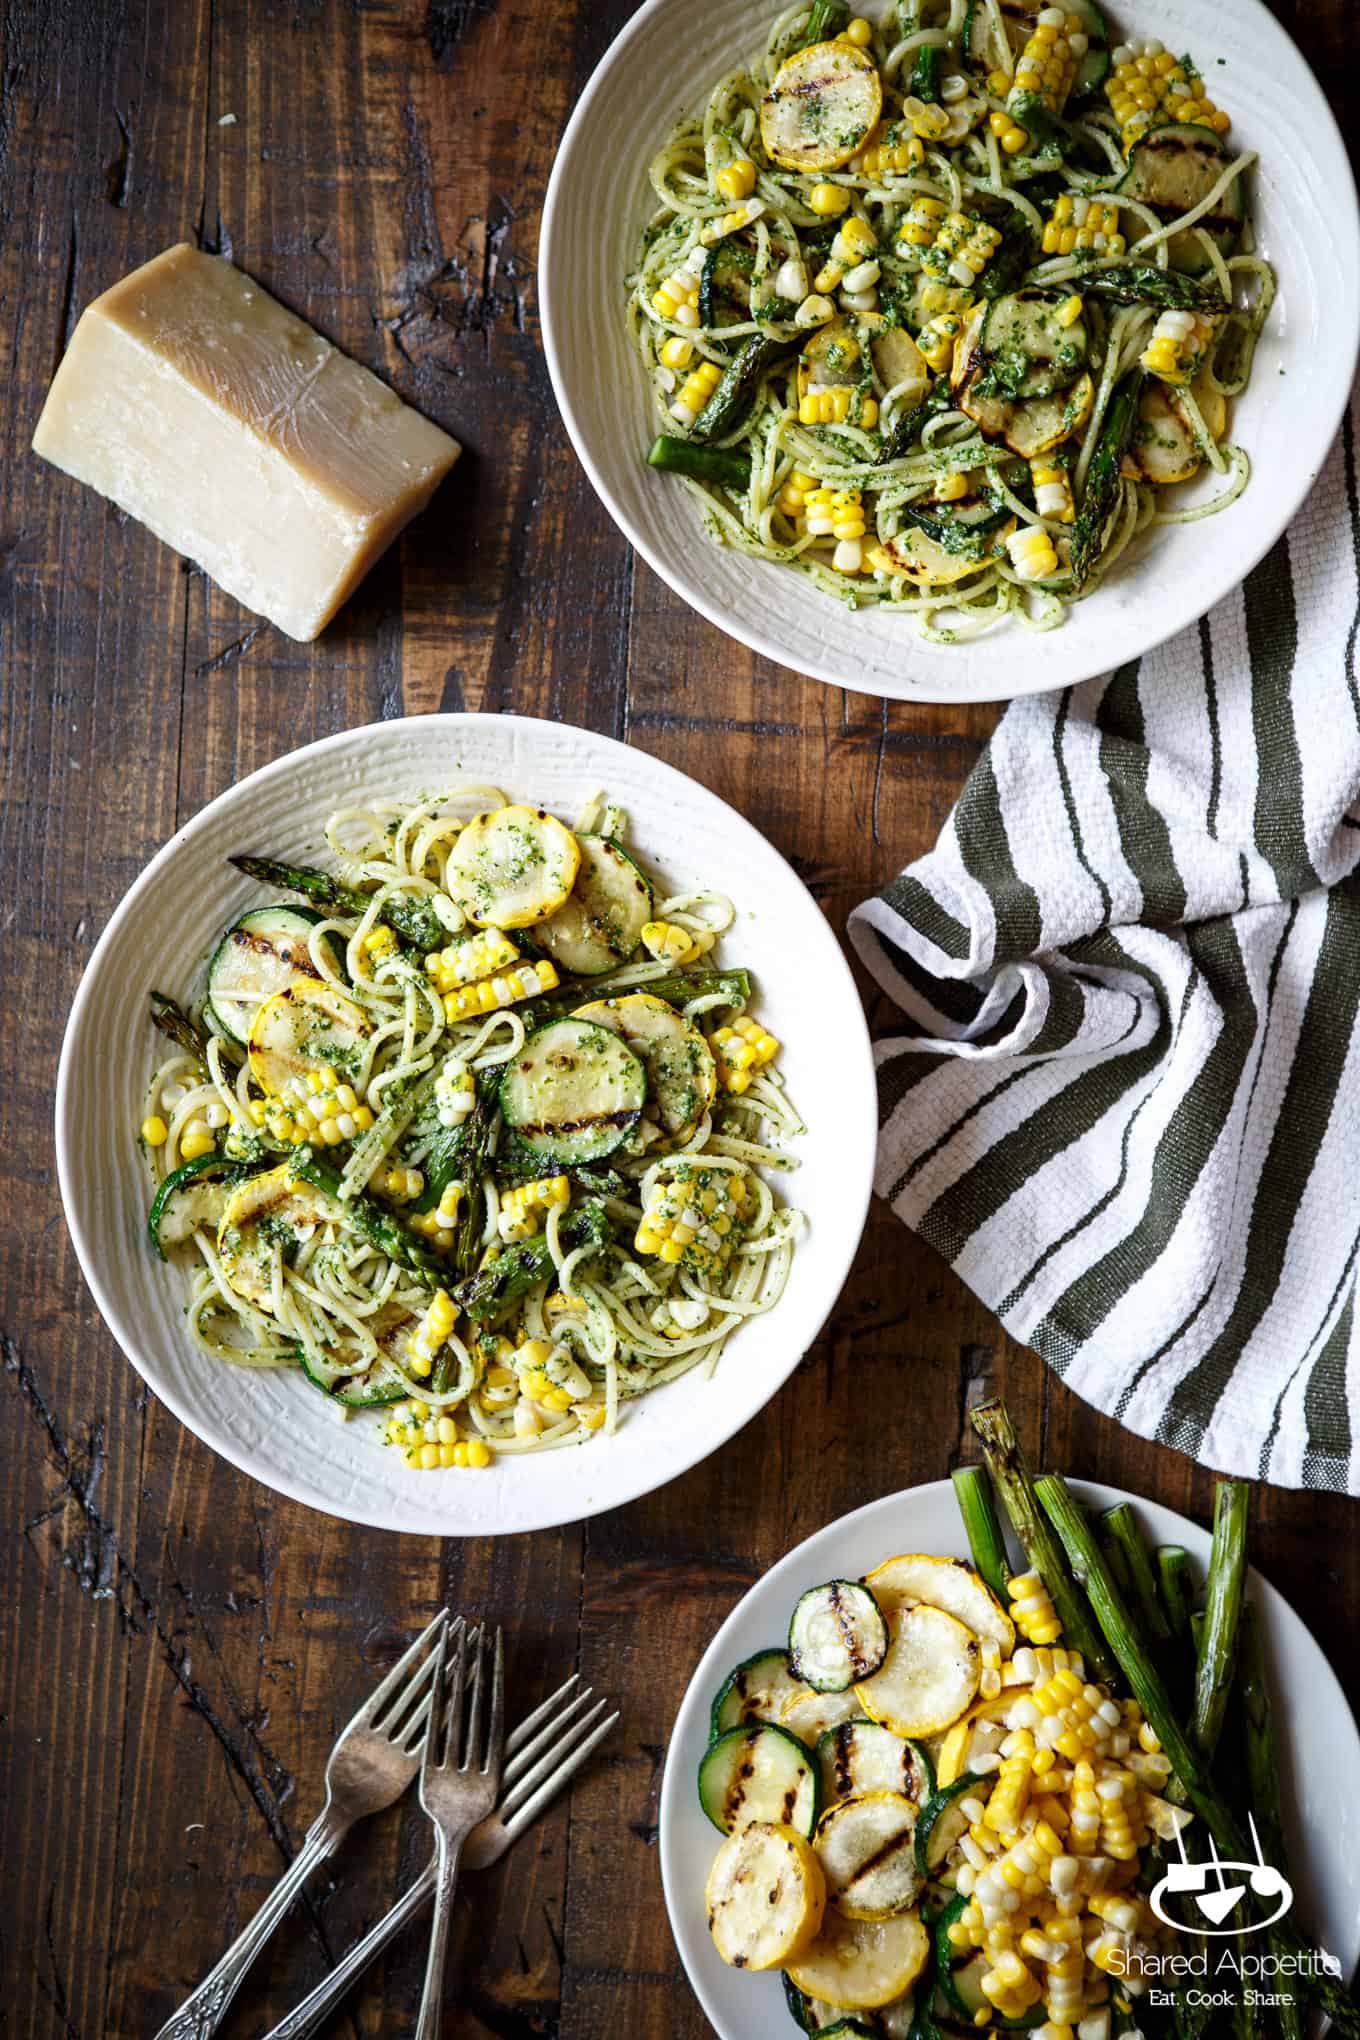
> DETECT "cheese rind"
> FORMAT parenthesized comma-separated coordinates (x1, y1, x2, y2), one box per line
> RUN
(32, 243, 461, 641)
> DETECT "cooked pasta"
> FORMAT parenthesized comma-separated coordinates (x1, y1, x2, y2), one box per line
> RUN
(138, 786, 804, 1471)
(630, 0, 1274, 641)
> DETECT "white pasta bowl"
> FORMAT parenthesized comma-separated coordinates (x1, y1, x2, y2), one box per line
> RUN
(55, 715, 876, 1537)
(540, 0, 1359, 704)
(660, 1479, 1360, 2039)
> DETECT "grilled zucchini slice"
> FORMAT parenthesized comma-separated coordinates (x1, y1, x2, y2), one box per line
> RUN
(981, 292, 1088, 400)
(711, 1648, 804, 1737)
(706, 1821, 827, 1971)
(818, 1722, 933, 1808)
(247, 978, 371, 1100)
(790, 1581, 890, 1693)
(1116, 122, 1243, 274)
(217, 1162, 345, 1305)
(206, 904, 336, 1045)
(936, 1894, 1047, 2027)
(500, 1016, 646, 1164)
(853, 1605, 981, 1739)
(871, 324, 929, 406)
(571, 991, 716, 1144)
(1003, 372, 1094, 458)
(148, 1154, 255, 1258)
(698, 1721, 820, 1837)
(874, 522, 1012, 587)
(782, 1685, 865, 1746)
(863, 1554, 1013, 1649)
(444, 804, 581, 928)
(534, 835, 654, 977)
(816, 1793, 923, 1920)
(786, 1974, 915, 2036)
(760, 39, 882, 173)
(913, 1774, 985, 1877)
(787, 1908, 930, 2013)
(1122, 377, 1225, 485)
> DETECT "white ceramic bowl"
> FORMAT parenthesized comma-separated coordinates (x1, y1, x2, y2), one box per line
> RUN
(541, 0, 1360, 704)
(661, 1479, 1360, 2038)
(55, 715, 876, 1537)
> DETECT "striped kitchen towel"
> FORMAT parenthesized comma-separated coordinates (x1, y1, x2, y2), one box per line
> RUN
(848, 397, 1360, 1493)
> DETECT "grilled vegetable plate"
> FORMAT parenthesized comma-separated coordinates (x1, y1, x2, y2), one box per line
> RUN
(571, 991, 716, 1143)
(534, 834, 653, 975)
(444, 804, 581, 927)
(206, 904, 334, 1044)
(862, 1554, 1014, 1651)
(782, 1685, 864, 1745)
(706, 1821, 826, 1970)
(853, 1604, 981, 1738)
(711, 1648, 804, 1738)
(817, 1721, 932, 1808)
(760, 39, 882, 173)
(247, 978, 371, 1099)
(786, 1907, 930, 2012)
(815, 1793, 922, 1920)
(500, 1016, 647, 1164)
(790, 1582, 890, 1693)
(698, 1721, 820, 1838)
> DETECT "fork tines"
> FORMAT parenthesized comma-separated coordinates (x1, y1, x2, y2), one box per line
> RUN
(426, 1620, 505, 1779)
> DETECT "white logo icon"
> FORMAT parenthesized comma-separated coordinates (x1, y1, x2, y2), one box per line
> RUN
(1149, 1816, 1293, 1935)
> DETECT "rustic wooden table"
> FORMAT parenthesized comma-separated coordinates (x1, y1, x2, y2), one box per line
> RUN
(2, 2, 1356, 2034)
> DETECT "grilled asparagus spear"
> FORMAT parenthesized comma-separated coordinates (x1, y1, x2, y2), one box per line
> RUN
(228, 855, 445, 953)
(1070, 370, 1142, 590)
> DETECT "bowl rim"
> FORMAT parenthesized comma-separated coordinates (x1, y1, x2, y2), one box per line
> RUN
(539, 0, 1360, 706)
(657, 1474, 1360, 2039)
(54, 711, 879, 1536)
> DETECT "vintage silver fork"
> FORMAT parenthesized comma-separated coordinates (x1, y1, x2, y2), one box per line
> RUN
(263, 1674, 618, 2040)
(154, 1606, 448, 2040)
(414, 1619, 505, 2040)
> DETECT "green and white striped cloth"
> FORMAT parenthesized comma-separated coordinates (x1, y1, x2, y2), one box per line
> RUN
(849, 400, 1360, 1493)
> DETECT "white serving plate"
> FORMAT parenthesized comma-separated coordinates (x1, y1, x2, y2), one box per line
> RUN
(540, 0, 1360, 703)
(660, 1479, 1360, 2037)
(55, 714, 876, 1537)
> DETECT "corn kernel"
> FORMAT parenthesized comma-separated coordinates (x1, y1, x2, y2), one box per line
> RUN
(715, 157, 756, 201)
(142, 1115, 169, 1147)
(443, 959, 558, 1022)
(809, 182, 850, 218)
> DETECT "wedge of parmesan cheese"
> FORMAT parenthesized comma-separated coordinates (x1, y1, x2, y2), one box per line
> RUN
(32, 243, 461, 640)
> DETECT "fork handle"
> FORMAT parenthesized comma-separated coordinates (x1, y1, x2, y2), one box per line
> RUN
(153, 1813, 345, 2040)
(414, 1829, 465, 2040)
(262, 1855, 438, 2040)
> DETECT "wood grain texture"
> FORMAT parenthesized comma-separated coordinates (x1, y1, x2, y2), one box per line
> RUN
(0, 0, 1355, 2033)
